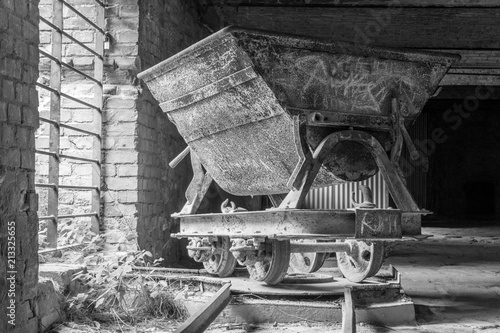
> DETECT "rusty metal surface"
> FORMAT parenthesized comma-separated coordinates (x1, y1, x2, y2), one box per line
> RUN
(354, 209, 402, 239)
(138, 27, 459, 195)
(176, 209, 356, 235)
(174, 208, 402, 239)
(235, 28, 457, 117)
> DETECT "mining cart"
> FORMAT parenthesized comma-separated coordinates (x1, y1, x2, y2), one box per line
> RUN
(138, 27, 459, 285)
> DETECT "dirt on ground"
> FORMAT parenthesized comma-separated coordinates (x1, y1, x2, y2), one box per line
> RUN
(48, 225, 500, 333)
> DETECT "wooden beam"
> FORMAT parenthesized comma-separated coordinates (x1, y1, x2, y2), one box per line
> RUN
(174, 283, 232, 333)
(204, 0, 500, 7)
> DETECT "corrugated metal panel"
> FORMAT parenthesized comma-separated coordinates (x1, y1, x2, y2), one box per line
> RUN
(304, 114, 428, 210)
(304, 172, 389, 209)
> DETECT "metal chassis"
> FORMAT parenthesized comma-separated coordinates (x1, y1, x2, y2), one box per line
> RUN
(173, 122, 423, 242)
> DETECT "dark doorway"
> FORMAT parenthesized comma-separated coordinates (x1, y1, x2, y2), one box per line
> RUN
(464, 181, 495, 219)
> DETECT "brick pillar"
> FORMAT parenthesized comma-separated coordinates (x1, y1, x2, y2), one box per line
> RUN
(100, 0, 141, 251)
(102, 0, 217, 264)
(0, 0, 40, 332)
(136, 0, 215, 265)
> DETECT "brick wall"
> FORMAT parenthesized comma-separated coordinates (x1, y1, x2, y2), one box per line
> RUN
(100, 0, 141, 250)
(0, 0, 40, 332)
(37, 0, 99, 246)
(136, 0, 212, 265)
(36, 0, 141, 250)
(36, 0, 217, 261)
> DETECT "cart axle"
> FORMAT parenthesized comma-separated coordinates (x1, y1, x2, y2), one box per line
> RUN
(290, 242, 352, 254)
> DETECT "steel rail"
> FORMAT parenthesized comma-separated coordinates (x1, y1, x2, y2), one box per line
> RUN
(35, 182, 99, 191)
(39, 215, 56, 221)
(35, 149, 58, 158)
(36, 82, 59, 95)
(35, 183, 57, 188)
(59, 153, 100, 164)
(59, 184, 99, 190)
(39, 49, 102, 85)
(94, 0, 106, 8)
(39, 116, 59, 127)
(37, 82, 101, 111)
(59, 0, 106, 35)
(40, 117, 101, 138)
(39, 212, 98, 220)
(58, 212, 98, 219)
(39, 242, 90, 254)
(61, 123, 101, 138)
(35, 183, 99, 191)
(39, 17, 103, 59)
(60, 92, 101, 111)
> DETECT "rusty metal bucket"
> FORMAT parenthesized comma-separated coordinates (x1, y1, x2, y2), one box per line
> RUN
(138, 27, 459, 196)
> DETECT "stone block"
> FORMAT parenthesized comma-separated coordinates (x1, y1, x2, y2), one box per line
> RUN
(105, 177, 138, 190)
(73, 163, 92, 176)
(104, 136, 135, 150)
(117, 30, 139, 43)
(0, 101, 7, 121)
(117, 164, 138, 177)
(103, 108, 137, 123)
(69, 136, 94, 149)
(8, 104, 22, 124)
(22, 106, 40, 128)
(23, 20, 38, 42)
(104, 96, 136, 109)
(5, 148, 21, 168)
(104, 122, 136, 136)
(9, 14, 23, 35)
(0, 7, 8, 29)
(72, 109, 94, 123)
(121, 4, 139, 17)
(2, 80, 15, 100)
(28, 45, 38, 66)
(102, 163, 116, 177)
(21, 149, 35, 170)
(1, 33, 14, 55)
(118, 190, 138, 203)
(38, 263, 86, 294)
(72, 30, 95, 43)
(104, 150, 138, 164)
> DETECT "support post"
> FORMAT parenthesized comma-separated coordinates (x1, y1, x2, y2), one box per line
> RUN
(46, 0, 63, 247)
(342, 287, 355, 333)
(91, 2, 105, 235)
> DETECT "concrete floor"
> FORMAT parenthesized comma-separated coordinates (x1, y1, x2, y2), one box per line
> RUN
(46, 224, 500, 333)
(207, 225, 500, 333)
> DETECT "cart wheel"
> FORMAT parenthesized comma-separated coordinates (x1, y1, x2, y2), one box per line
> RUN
(336, 240, 384, 283)
(289, 240, 329, 273)
(203, 237, 237, 278)
(246, 239, 290, 285)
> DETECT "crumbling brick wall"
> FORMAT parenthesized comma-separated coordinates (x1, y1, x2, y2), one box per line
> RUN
(136, 0, 214, 265)
(36, 0, 218, 264)
(99, 0, 141, 250)
(0, 0, 40, 332)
